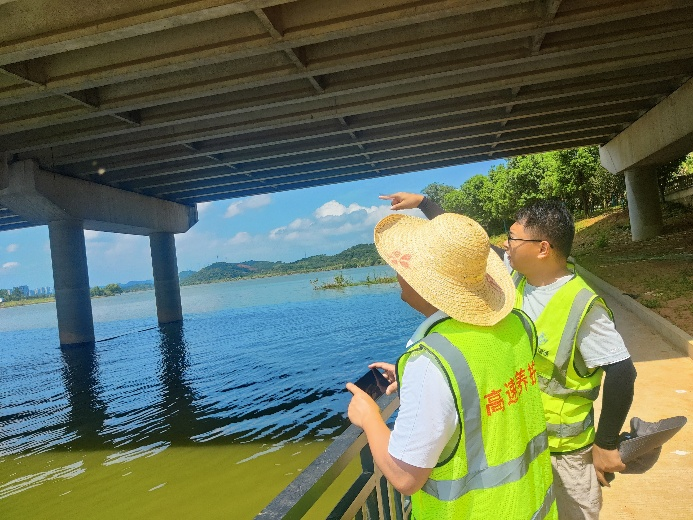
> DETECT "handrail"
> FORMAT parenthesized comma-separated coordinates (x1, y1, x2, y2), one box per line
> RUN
(255, 392, 410, 520)
(665, 174, 693, 195)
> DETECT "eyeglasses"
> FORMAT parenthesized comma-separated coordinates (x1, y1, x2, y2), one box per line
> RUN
(506, 235, 553, 248)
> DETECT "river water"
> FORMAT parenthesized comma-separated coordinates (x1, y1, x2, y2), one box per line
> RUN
(0, 266, 420, 519)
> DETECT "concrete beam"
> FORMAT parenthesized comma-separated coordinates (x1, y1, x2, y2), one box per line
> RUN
(0, 159, 197, 235)
(600, 77, 693, 173)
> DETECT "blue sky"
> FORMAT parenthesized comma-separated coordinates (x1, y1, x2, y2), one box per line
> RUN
(0, 160, 502, 289)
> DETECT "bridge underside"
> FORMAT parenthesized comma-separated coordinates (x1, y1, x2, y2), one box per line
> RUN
(2, 0, 693, 231)
(2, 0, 693, 346)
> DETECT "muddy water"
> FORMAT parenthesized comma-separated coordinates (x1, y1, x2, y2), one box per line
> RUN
(0, 267, 418, 519)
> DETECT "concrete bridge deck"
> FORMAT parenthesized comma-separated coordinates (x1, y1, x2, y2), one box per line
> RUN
(590, 283, 692, 519)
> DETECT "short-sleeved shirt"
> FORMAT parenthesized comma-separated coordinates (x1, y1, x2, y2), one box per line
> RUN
(502, 253, 630, 369)
(388, 311, 458, 468)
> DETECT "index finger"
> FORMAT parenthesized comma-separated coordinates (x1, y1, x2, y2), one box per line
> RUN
(595, 469, 610, 488)
(345, 382, 363, 395)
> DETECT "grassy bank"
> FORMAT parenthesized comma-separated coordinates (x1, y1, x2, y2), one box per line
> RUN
(310, 272, 397, 290)
(0, 296, 55, 308)
(570, 202, 693, 335)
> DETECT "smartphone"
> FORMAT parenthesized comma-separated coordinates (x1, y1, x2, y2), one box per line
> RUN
(353, 368, 390, 400)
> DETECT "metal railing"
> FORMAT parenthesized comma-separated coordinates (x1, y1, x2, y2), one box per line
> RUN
(255, 392, 411, 520)
(664, 174, 693, 195)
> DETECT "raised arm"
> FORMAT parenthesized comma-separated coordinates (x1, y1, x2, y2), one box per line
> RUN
(379, 192, 504, 258)
(379, 192, 444, 219)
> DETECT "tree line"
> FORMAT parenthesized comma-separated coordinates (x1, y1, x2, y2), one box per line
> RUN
(422, 146, 692, 236)
(181, 243, 385, 285)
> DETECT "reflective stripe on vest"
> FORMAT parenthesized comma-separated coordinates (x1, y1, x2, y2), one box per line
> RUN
(532, 485, 555, 520)
(544, 288, 595, 391)
(546, 409, 594, 438)
(419, 333, 548, 501)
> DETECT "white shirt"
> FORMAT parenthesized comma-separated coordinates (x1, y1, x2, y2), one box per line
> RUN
(388, 311, 458, 468)
(503, 254, 630, 369)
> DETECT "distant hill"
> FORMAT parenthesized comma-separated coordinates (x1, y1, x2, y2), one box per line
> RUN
(119, 279, 154, 292)
(181, 243, 384, 286)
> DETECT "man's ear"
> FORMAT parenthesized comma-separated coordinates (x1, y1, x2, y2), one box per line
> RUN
(537, 240, 552, 258)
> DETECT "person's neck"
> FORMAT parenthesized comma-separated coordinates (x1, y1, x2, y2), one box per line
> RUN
(524, 263, 572, 287)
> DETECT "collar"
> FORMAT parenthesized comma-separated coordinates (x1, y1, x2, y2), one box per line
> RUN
(406, 309, 449, 348)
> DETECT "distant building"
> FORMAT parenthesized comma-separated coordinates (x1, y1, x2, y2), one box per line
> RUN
(18, 285, 29, 297)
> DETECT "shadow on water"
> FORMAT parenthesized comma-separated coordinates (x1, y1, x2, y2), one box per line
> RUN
(60, 343, 108, 450)
(51, 322, 350, 454)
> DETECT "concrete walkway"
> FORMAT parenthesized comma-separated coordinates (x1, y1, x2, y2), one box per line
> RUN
(592, 290, 692, 519)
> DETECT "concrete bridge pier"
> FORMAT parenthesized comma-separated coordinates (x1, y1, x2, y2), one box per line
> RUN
(624, 167, 664, 241)
(150, 232, 183, 324)
(48, 219, 95, 346)
(0, 159, 197, 347)
(601, 77, 693, 242)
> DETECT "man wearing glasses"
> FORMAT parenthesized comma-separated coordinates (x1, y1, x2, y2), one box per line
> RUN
(380, 193, 636, 520)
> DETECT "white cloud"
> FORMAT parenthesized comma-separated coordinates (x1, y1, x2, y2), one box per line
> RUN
(228, 232, 251, 245)
(269, 218, 313, 240)
(84, 230, 102, 241)
(288, 218, 312, 230)
(225, 194, 272, 218)
(6, 243, 18, 252)
(314, 200, 378, 218)
(269, 201, 423, 246)
(2, 261, 19, 270)
(197, 201, 214, 215)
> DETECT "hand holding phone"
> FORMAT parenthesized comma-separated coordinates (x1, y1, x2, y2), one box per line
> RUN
(353, 367, 390, 400)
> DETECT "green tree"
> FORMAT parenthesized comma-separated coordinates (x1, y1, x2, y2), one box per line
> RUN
(0, 288, 9, 301)
(10, 287, 23, 301)
(443, 175, 495, 229)
(90, 286, 105, 297)
(551, 147, 601, 216)
(103, 283, 123, 296)
(422, 183, 455, 207)
(656, 155, 689, 202)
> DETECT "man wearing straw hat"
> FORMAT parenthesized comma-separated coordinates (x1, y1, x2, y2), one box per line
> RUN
(346, 212, 557, 519)
(378, 192, 637, 520)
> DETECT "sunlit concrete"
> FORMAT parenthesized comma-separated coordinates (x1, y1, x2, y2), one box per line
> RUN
(600, 77, 693, 240)
(48, 219, 95, 346)
(600, 78, 693, 173)
(150, 232, 183, 324)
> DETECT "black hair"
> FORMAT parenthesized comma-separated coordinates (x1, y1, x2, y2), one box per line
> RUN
(515, 200, 574, 258)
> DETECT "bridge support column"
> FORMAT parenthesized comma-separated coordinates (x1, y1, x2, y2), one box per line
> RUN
(624, 167, 663, 241)
(48, 219, 95, 347)
(150, 232, 183, 324)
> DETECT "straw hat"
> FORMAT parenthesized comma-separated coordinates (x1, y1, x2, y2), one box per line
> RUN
(374, 213, 515, 326)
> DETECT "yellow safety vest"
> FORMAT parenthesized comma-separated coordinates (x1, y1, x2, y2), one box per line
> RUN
(512, 272, 611, 452)
(396, 310, 557, 520)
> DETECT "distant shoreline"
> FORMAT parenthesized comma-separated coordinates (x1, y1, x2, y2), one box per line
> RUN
(0, 265, 394, 308)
